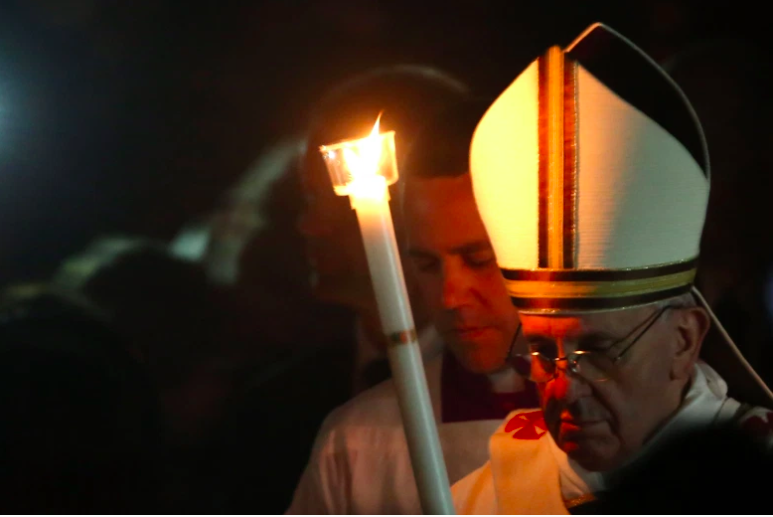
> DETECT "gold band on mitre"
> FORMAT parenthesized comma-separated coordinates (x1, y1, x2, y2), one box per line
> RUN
(538, 46, 579, 270)
(503, 258, 697, 312)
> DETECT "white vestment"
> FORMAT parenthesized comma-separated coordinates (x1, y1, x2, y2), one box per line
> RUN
(287, 327, 530, 514)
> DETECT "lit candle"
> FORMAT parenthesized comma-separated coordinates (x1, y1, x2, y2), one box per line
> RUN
(319, 117, 455, 515)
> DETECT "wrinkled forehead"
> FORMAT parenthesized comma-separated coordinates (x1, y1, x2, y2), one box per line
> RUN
(519, 303, 658, 338)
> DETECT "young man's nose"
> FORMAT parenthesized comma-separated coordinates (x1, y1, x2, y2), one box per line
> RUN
(440, 265, 474, 310)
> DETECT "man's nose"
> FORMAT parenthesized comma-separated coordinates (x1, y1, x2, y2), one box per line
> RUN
(440, 265, 472, 309)
(551, 358, 589, 404)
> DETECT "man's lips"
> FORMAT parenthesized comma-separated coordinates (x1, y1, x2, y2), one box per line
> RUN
(447, 326, 492, 339)
(561, 419, 603, 427)
(559, 417, 606, 435)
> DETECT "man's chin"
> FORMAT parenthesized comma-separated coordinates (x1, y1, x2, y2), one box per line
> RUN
(454, 327, 496, 341)
(561, 438, 620, 472)
(448, 343, 508, 374)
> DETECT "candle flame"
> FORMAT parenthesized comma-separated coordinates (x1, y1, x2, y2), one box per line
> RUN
(342, 114, 384, 186)
(319, 112, 397, 198)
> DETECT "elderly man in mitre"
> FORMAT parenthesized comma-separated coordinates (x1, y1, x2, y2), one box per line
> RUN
(452, 23, 773, 515)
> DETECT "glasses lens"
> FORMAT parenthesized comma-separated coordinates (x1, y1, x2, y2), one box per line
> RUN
(511, 352, 554, 382)
(511, 354, 532, 378)
(513, 351, 617, 383)
(574, 351, 614, 382)
(530, 352, 556, 382)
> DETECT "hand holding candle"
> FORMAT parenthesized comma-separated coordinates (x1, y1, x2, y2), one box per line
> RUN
(319, 117, 455, 515)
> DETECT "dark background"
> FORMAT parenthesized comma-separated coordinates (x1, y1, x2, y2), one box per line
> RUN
(0, 0, 768, 286)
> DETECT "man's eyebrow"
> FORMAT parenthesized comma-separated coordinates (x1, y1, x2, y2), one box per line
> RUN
(578, 331, 620, 343)
(524, 333, 553, 343)
(406, 247, 436, 259)
(524, 330, 618, 343)
(407, 241, 492, 259)
(449, 241, 492, 255)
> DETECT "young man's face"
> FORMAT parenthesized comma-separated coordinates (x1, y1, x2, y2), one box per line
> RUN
(403, 174, 519, 374)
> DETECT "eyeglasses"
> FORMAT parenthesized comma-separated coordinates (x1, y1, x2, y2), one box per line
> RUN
(509, 305, 673, 383)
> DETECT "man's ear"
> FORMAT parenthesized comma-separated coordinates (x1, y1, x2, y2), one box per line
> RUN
(670, 306, 710, 381)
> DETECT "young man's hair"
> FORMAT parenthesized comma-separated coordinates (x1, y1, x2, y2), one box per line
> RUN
(401, 97, 491, 181)
(305, 65, 469, 163)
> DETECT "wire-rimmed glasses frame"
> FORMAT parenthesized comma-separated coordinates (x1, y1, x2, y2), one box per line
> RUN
(508, 304, 673, 383)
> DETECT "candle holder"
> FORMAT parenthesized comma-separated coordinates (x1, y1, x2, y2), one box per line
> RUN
(319, 120, 398, 198)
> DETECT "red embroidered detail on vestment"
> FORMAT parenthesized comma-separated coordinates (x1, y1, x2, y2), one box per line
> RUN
(742, 411, 773, 438)
(504, 411, 548, 440)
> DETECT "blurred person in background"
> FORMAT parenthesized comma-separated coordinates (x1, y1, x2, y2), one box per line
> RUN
(53, 236, 228, 511)
(0, 284, 163, 513)
(168, 135, 357, 513)
(175, 135, 355, 369)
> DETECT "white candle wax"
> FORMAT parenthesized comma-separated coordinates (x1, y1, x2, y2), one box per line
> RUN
(350, 177, 455, 515)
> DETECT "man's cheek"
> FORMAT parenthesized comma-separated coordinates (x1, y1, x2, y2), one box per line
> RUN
(541, 393, 563, 437)
(415, 278, 439, 305)
(538, 383, 553, 412)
